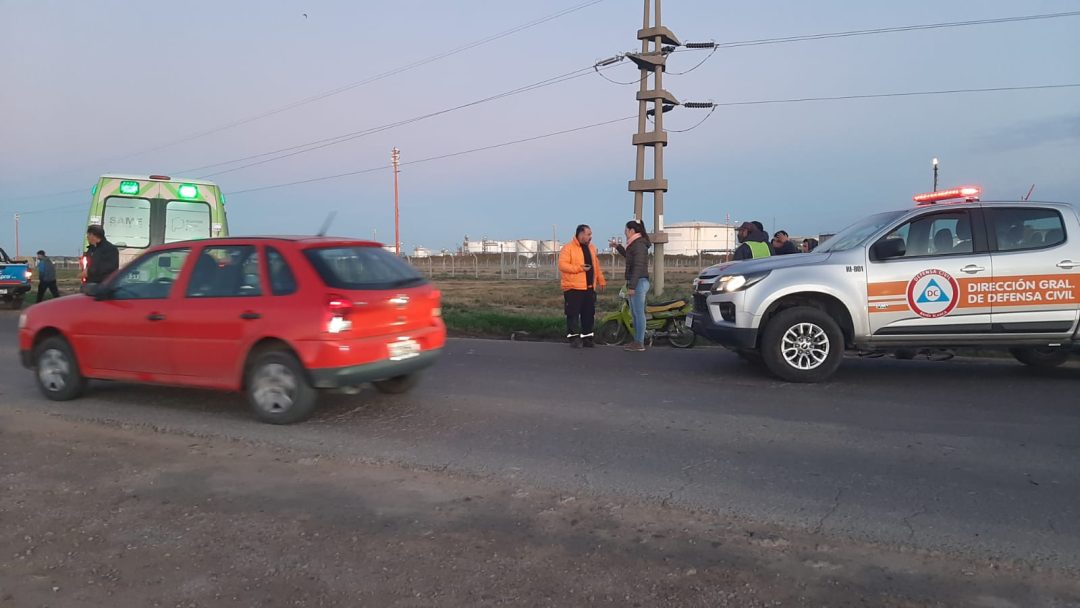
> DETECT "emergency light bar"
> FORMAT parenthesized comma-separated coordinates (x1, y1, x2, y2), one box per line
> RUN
(913, 186, 981, 205)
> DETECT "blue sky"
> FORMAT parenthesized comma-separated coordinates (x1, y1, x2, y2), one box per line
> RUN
(2, 0, 1078, 255)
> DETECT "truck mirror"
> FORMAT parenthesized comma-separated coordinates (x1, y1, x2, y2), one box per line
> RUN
(871, 237, 906, 260)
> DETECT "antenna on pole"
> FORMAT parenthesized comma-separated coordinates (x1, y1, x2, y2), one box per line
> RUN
(1023, 184, 1036, 201)
(317, 211, 337, 237)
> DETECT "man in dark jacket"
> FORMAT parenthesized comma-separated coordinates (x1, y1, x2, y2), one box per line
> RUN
(733, 222, 772, 261)
(85, 225, 120, 286)
(771, 230, 799, 255)
(35, 250, 60, 302)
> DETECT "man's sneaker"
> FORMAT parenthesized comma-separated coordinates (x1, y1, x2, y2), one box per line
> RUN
(582, 337, 595, 348)
(569, 335, 583, 348)
(624, 342, 646, 352)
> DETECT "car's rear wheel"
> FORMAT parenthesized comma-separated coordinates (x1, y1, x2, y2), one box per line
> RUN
(246, 351, 318, 424)
(760, 307, 844, 383)
(33, 336, 86, 401)
(1009, 346, 1071, 369)
(373, 373, 421, 395)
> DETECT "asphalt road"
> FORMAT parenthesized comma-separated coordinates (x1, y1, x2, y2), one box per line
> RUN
(3, 310, 1079, 571)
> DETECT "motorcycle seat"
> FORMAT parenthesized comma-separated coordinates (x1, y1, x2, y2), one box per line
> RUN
(646, 299, 687, 313)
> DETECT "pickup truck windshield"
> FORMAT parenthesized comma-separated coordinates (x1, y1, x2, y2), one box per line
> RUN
(816, 210, 906, 253)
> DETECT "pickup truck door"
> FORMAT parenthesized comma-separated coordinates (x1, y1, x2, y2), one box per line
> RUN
(983, 206, 1080, 337)
(865, 207, 995, 338)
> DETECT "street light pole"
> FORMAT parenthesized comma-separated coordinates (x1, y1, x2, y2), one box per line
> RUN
(13, 214, 20, 258)
(392, 148, 401, 256)
(932, 157, 939, 192)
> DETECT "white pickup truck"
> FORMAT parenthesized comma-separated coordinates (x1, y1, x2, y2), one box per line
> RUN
(688, 189, 1080, 382)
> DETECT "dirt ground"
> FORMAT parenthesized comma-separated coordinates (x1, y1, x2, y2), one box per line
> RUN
(3, 410, 1078, 608)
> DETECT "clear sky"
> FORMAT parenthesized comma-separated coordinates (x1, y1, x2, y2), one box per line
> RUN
(2, 0, 1078, 256)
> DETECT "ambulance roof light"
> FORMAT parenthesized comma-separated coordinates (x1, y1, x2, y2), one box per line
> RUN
(913, 186, 981, 205)
(149, 174, 171, 181)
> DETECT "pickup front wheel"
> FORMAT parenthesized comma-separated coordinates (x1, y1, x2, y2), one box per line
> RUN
(760, 307, 844, 383)
(1009, 346, 1071, 369)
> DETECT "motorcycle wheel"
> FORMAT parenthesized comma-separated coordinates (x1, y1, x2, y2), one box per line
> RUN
(597, 320, 629, 346)
(668, 319, 695, 349)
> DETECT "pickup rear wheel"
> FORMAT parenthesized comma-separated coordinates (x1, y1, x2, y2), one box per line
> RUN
(760, 306, 844, 383)
(1009, 346, 1071, 369)
(33, 336, 87, 401)
(246, 351, 318, 424)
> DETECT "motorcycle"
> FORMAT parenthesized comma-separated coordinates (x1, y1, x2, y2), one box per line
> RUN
(597, 287, 695, 348)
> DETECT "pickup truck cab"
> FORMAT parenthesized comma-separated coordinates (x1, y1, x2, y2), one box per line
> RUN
(688, 188, 1080, 382)
(0, 247, 32, 309)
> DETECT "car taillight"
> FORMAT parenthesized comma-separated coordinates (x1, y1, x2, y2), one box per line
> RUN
(24, 270, 32, 280)
(431, 289, 442, 318)
(326, 295, 353, 334)
(80, 255, 88, 283)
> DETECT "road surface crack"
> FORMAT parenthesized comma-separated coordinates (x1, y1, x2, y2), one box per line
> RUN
(814, 487, 844, 535)
(901, 505, 927, 543)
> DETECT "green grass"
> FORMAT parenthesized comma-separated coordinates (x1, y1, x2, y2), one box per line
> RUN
(442, 304, 566, 340)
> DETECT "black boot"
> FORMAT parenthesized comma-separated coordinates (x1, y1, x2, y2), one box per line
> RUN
(582, 333, 595, 348)
(568, 334, 582, 348)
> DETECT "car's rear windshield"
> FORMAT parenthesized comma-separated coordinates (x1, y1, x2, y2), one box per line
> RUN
(304, 246, 425, 290)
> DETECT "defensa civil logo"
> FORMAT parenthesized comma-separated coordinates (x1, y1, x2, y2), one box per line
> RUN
(907, 269, 959, 318)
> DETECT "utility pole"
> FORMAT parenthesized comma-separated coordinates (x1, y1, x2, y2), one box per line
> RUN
(932, 157, 939, 192)
(392, 147, 401, 256)
(13, 214, 20, 258)
(628, 0, 679, 295)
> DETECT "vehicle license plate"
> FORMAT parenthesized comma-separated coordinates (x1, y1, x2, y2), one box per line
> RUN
(388, 339, 420, 361)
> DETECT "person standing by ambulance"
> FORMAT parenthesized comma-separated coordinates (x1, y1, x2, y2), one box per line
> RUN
(558, 225, 606, 348)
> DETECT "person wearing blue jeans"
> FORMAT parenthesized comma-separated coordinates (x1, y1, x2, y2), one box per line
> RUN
(612, 220, 652, 352)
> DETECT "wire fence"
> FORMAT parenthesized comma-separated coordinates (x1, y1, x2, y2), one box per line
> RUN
(406, 251, 733, 281)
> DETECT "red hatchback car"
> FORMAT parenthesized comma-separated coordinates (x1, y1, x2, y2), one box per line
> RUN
(18, 237, 445, 424)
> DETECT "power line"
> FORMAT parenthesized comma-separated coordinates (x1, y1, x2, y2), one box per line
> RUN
(228, 115, 637, 196)
(698, 83, 1080, 108)
(12, 80, 1080, 215)
(188, 65, 607, 178)
(12, 0, 607, 184)
(705, 10, 1080, 50)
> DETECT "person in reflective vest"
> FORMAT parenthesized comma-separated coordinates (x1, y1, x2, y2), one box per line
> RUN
(733, 221, 772, 260)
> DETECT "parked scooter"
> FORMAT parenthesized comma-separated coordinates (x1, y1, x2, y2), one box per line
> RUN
(597, 288, 695, 348)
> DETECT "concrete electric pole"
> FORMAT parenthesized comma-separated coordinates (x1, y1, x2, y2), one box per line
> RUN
(392, 147, 401, 256)
(628, 0, 680, 295)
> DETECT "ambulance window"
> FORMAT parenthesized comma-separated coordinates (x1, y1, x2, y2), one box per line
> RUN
(165, 201, 212, 243)
(987, 208, 1066, 252)
(266, 247, 297, 296)
(877, 211, 973, 259)
(102, 197, 151, 248)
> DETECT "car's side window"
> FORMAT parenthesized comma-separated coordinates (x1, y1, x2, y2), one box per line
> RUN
(877, 210, 974, 259)
(110, 248, 191, 300)
(266, 247, 298, 296)
(986, 207, 1066, 252)
(185, 245, 262, 298)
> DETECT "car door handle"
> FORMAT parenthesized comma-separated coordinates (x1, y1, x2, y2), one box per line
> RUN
(960, 265, 986, 274)
(1057, 260, 1079, 269)
(240, 311, 262, 320)
(147, 313, 166, 321)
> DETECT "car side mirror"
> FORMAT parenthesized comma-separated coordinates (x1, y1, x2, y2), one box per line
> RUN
(871, 237, 906, 260)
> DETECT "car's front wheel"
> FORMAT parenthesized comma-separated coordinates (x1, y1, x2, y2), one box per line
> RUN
(760, 306, 844, 383)
(245, 351, 318, 424)
(33, 336, 87, 401)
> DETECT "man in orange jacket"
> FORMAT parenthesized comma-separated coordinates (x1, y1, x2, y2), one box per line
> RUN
(558, 224, 606, 348)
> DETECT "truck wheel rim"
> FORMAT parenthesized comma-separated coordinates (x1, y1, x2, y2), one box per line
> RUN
(252, 363, 296, 413)
(781, 323, 829, 370)
(38, 349, 69, 392)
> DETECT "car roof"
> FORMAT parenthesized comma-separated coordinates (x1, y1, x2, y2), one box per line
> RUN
(154, 235, 385, 248)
